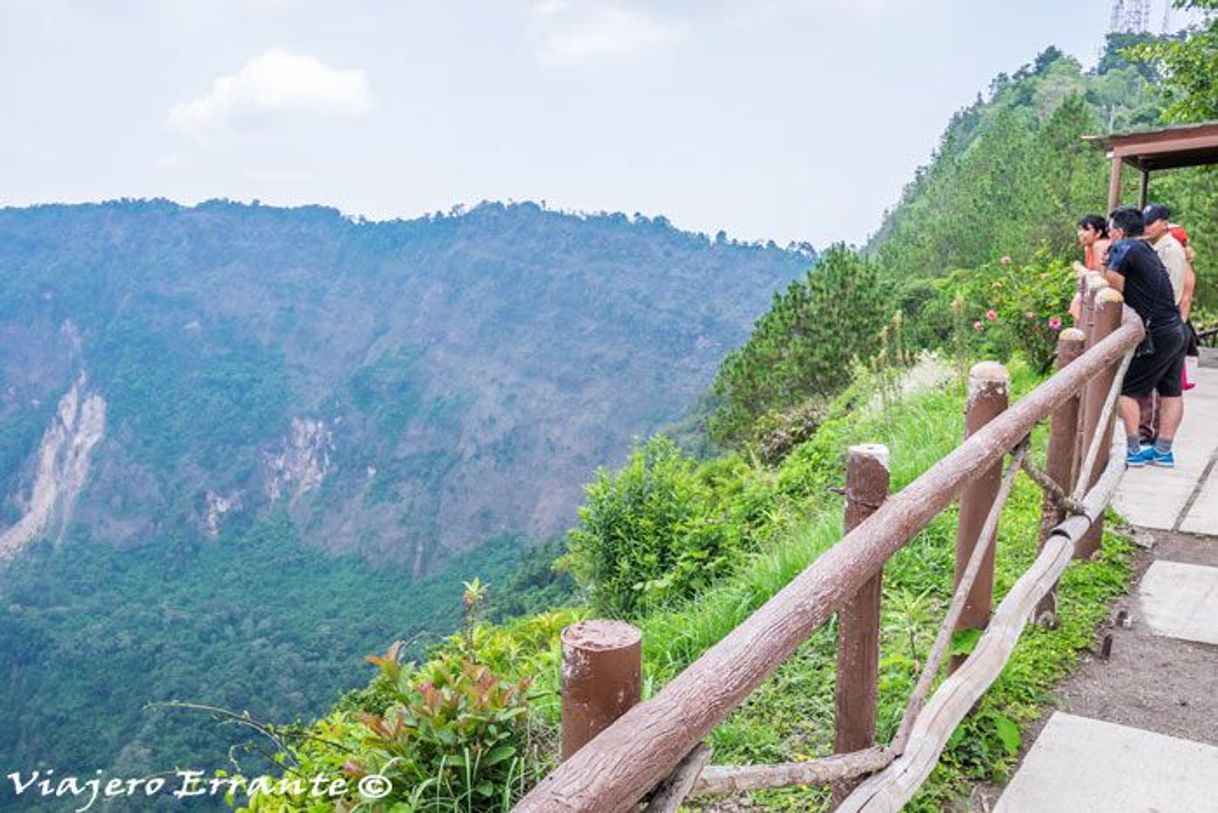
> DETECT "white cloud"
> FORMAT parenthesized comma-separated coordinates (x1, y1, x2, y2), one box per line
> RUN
(167, 48, 373, 135)
(153, 151, 185, 169)
(531, 1, 687, 66)
(722, 0, 895, 20)
(246, 167, 310, 183)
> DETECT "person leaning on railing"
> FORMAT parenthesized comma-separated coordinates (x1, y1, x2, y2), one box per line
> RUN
(1133, 204, 1198, 443)
(1102, 206, 1188, 469)
(1069, 213, 1112, 320)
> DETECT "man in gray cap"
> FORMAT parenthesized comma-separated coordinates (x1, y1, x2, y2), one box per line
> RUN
(1144, 204, 1189, 304)
(1137, 203, 1193, 444)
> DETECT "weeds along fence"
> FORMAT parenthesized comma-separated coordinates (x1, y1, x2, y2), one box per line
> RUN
(514, 273, 1144, 813)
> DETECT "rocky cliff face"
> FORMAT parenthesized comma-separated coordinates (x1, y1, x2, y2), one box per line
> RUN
(0, 370, 105, 561)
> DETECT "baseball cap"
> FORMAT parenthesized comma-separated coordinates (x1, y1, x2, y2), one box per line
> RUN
(1143, 203, 1171, 225)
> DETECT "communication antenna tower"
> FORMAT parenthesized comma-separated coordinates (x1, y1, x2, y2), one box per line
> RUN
(1109, 0, 1151, 33)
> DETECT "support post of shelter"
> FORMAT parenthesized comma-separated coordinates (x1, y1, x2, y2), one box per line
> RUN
(833, 444, 890, 804)
(1107, 154, 1123, 213)
(1139, 168, 1151, 209)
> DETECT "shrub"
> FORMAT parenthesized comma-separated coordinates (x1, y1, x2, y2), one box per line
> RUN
(349, 651, 535, 811)
(935, 251, 1075, 372)
(561, 436, 748, 619)
(229, 586, 564, 812)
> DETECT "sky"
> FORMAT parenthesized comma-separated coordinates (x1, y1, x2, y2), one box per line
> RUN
(0, 0, 1192, 247)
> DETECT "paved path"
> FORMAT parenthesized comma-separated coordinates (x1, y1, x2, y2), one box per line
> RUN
(992, 358, 1218, 812)
(1113, 361, 1218, 534)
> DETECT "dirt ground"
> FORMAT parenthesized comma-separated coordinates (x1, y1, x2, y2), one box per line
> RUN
(969, 526, 1218, 811)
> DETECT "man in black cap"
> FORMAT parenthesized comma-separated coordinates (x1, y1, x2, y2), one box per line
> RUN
(1103, 207, 1187, 468)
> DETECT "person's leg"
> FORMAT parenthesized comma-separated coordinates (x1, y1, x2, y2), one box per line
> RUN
(1121, 353, 1161, 465)
(1120, 395, 1143, 461)
(1120, 395, 1141, 439)
(1152, 391, 1162, 440)
(1137, 392, 1157, 444)
(1157, 396, 1183, 441)
(1148, 334, 1187, 466)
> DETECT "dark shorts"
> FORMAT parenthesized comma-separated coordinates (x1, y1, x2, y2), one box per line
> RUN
(1123, 322, 1187, 399)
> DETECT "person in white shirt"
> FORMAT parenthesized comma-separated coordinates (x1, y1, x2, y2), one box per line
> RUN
(1137, 204, 1197, 443)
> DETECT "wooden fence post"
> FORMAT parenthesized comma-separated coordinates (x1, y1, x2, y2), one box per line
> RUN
(833, 444, 891, 804)
(561, 619, 642, 760)
(1034, 328, 1086, 625)
(951, 362, 1010, 671)
(1076, 288, 1125, 559)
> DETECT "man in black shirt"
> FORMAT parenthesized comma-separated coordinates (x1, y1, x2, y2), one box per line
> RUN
(1103, 207, 1187, 468)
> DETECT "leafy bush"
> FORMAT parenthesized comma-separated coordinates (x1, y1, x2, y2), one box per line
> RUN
(231, 584, 569, 812)
(351, 651, 534, 810)
(935, 252, 1075, 372)
(561, 436, 749, 619)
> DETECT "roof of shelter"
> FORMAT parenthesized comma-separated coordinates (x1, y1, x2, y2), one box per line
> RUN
(1084, 121, 1218, 172)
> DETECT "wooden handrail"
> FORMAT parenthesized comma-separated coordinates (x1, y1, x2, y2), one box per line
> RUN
(514, 308, 1143, 813)
(838, 449, 1127, 811)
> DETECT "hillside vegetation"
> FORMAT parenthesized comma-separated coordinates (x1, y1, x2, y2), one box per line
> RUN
(0, 202, 812, 781)
(230, 30, 1218, 811)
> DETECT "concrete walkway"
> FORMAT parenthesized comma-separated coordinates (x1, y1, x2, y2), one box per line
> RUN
(992, 357, 1218, 812)
(1113, 359, 1218, 534)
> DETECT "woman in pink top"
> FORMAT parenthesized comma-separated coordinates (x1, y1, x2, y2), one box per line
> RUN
(1070, 214, 1111, 320)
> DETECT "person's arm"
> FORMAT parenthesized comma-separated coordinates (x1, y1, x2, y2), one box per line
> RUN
(1181, 262, 1196, 323)
(1102, 268, 1125, 291)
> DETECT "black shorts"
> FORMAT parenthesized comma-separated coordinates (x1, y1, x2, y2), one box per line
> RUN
(1123, 322, 1187, 399)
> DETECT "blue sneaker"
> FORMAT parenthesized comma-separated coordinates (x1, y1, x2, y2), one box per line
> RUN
(1150, 449, 1175, 468)
(1127, 446, 1155, 468)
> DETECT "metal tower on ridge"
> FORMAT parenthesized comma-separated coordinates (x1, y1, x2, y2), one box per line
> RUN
(1110, 0, 1152, 33)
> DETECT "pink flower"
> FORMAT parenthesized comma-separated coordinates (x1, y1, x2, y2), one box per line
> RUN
(986, 310, 998, 322)
(973, 321, 984, 331)
(1049, 316, 1063, 331)
(1000, 256, 1012, 266)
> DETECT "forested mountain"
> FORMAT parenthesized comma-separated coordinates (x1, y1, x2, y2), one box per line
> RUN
(869, 39, 1217, 316)
(0, 200, 812, 779)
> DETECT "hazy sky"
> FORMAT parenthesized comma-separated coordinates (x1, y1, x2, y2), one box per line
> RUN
(0, 0, 1186, 246)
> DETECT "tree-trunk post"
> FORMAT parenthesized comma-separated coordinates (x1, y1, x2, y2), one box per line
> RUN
(1034, 327, 1087, 625)
(951, 362, 1010, 672)
(1076, 288, 1125, 559)
(561, 619, 643, 761)
(1108, 154, 1124, 213)
(832, 444, 891, 804)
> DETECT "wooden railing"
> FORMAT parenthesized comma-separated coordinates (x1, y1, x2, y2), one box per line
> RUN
(514, 274, 1144, 813)
(1199, 323, 1218, 349)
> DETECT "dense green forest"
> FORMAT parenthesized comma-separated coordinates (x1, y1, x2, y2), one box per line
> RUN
(224, 26, 1218, 812)
(0, 203, 812, 788)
